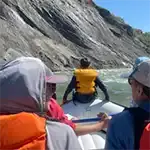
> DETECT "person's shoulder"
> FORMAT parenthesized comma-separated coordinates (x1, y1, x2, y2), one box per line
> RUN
(107, 109, 134, 139)
(46, 120, 67, 127)
(46, 120, 74, 134)
(113, 109, 133, 119)
(45, 120, 81, 150)
(106, 109, 135, 150)
(48, 98, 59, 106)
(110, 109, 133, 125)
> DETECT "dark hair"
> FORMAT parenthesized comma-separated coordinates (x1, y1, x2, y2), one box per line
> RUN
(143, 86, 150, 98)
(80, 58, 91, 68)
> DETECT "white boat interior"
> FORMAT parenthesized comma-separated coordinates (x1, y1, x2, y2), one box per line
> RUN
(62, 99, 125, 150)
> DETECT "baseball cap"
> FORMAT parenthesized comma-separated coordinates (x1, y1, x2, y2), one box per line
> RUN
(129, 60, 150, 88)
(120, 56, 150, 78)
(45, 66, 68, 84)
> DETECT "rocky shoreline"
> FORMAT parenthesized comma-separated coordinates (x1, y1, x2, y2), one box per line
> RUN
(0, 0, 149, 71)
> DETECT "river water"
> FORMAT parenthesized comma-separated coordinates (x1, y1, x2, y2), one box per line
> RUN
(56, 68, 132, 107)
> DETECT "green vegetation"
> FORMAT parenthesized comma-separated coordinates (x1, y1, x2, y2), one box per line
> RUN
(94, 3, 150, 52)
(137, 32, 150, 47)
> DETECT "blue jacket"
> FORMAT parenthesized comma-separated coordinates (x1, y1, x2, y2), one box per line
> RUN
(105, 101, 150, 150)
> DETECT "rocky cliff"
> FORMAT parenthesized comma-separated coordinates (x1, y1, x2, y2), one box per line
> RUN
(0, 0, 149, 71)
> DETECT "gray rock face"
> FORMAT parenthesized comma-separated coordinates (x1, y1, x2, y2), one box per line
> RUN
(0, 0, 149, 71)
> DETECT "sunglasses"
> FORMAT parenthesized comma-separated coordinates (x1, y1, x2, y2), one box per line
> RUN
(128, 77, 134, 85)
(128, 77, 142, 86)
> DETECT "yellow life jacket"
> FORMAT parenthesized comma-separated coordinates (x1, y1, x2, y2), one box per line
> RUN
(74, 68, 98, 94)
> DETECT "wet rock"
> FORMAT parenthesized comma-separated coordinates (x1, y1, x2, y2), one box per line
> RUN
(0, 0, 149, 71)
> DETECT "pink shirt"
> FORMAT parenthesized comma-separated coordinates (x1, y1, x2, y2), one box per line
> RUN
(47, 98, 76, 130)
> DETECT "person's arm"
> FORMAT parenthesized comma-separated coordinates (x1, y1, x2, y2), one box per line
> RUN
(74, 113, 110, 136)
(63, 76, 76, 102)
(95, 77, 110, 101)
(74, 121, 107, 136)
(47, 99, 110, 136)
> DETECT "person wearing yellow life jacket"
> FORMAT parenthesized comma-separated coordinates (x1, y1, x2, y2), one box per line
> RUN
(0, 57, 82, 150)
(63, 57, 110, 104)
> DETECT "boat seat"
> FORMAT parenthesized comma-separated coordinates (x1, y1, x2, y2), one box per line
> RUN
(78, 132, 105, 150)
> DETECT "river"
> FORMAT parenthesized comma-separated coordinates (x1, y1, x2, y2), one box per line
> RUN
(56, 68, 132, 107)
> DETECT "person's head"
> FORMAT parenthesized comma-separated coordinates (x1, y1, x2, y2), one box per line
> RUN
(128, 60, 150, 102)
(80, 57, 91, 68)
(46, 83, 56, 100)
(120, 56, 150, 78)
(0, 57, 68, 115)
(133, 56, 150, 70)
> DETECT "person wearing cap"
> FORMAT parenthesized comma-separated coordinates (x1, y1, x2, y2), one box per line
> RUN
(105, 60, 150, 150)
(0, 57, 82, 150)
(120, 56, 150, 107)
(63, 57, 110, 104)
(120, 56, 150, 79)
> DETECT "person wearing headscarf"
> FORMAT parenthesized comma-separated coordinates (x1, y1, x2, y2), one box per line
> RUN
(0, 57, 81, 150)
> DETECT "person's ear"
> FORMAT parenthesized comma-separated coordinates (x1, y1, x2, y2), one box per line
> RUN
(137, 85, 143, 96)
